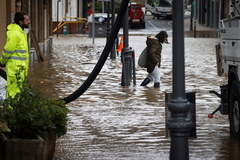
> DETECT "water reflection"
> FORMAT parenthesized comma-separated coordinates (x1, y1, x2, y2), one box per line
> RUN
(27, 35, 239, 160)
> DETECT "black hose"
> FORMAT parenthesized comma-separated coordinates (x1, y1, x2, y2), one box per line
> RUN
(62, 0, 130, 104)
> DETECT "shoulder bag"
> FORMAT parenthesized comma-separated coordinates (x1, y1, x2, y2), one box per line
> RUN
(138, 47, 148, 68)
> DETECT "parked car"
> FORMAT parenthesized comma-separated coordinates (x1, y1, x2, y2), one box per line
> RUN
(146, 0, 172, 20)
(128, 3, 145, 28)
(155, 0, 172, 19)
(86, 13, 110, 37)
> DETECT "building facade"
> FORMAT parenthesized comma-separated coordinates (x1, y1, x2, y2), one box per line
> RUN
(197, 0, 234, 29)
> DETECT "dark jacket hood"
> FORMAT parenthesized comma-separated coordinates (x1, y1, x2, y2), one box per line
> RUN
(146, 36, 160, 47)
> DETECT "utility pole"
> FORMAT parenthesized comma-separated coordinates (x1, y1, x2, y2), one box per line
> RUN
(110, 0, 116, 60)
(190, 0, 193, 31)
(57, 0, 61, 38)
(92, 0, 95, 44)
(121, 8, 130, 86)
(121, 6, 136, 86)
(106, 1, 110, 42)
(167, 0, 194, 159)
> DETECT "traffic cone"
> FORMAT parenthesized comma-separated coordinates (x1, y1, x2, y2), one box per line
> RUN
(116, 36, 124, 52)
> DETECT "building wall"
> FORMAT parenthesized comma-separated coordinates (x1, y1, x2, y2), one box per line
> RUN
(0, 0, 15, 50)
(197, 0, 226, 28)
(0, 1, 7, 50)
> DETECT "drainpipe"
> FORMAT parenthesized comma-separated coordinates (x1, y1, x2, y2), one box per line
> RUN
(57, 0, 60, 38)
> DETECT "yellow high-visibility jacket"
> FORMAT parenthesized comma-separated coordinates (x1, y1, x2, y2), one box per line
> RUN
(0, 23, 29, 98)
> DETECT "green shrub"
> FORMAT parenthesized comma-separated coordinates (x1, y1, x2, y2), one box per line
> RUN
(0, 82, 68, 139)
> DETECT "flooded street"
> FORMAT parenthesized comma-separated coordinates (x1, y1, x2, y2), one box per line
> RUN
(27, 35, 240, 160)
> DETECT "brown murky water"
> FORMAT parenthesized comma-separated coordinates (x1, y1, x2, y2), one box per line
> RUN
(27, 35, 240, 160)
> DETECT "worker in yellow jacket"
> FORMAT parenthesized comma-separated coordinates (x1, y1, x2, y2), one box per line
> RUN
(0, 12, 30, 98)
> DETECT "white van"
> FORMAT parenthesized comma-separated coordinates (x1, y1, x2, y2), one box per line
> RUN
(146, 0, 172, 19)
(155, 0, 172, 19)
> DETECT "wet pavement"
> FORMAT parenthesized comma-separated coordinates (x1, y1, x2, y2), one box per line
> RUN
(26, 35, 240, 160)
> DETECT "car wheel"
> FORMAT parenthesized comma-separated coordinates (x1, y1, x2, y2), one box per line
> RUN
(229, 81, 240, 137)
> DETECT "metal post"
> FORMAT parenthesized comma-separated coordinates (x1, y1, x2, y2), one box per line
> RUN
(194, 21, 196, 38)
(106, 1, 110, 42)
(190, 0, 193, 31)
(121, 7, 131, 86)
(121, 5, 135, 86)
(123, 8, 129, 49)
(77, 0, 80, 33)
(110, 0, 116, 59)
(132, 50, 136, 85)
(92, 0, 95, 44)
(167, 0, 193, 159)
(57, 0, 60, 38)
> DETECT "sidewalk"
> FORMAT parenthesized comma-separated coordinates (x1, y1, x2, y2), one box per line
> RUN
(184, 17, 218, 38)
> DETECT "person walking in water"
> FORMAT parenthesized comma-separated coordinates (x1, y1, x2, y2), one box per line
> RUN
(140, 31, 168, 88)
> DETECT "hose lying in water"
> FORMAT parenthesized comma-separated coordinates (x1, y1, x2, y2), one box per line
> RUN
(62, 0, 130, 104)
(0, 0, 130, 104)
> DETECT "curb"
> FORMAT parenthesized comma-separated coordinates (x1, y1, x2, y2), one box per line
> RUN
(184, 30, 219, 38)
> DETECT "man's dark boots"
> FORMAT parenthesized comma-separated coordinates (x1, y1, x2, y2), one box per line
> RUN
(140, 78, 151, 86)
(154, 83, 160, 88)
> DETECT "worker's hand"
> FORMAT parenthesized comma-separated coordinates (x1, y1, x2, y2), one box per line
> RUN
(0, 63, 5, 68)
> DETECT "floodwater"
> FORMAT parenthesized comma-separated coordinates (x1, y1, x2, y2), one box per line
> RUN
(27, 35, 240, 160)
